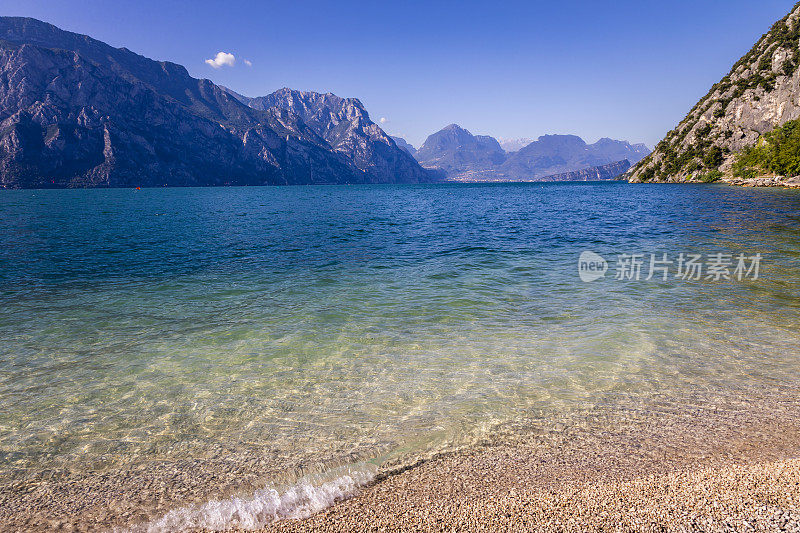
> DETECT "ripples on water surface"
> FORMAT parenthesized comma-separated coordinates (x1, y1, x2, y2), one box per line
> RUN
(1, 182, 800, 516)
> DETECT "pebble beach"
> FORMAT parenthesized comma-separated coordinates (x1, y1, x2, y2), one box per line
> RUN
(269, 392, 800, 532)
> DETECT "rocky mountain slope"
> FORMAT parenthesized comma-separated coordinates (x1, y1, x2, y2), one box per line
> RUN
(0, 17, 435, 188)
(227, 88, 431, 184)
(414, 124, 648, 181)
(628, 3, 800, 183)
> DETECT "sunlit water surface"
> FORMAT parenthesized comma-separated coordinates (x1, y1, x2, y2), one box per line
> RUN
(1, 182, 800, 511)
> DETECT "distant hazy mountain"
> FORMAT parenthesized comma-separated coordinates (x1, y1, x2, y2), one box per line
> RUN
(539, 160, 631, 182)
(498, 138, 534, 153)
(0, 17, 436, 188)
(414, 125, 649, 181)
(590, 138, 651, 165)
(500, 135, 649, 180)
(415, 124, 507, 176)
(390, 136, 416, 156)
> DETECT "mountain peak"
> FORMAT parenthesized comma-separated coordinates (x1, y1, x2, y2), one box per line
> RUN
(415, 125, 505, 174)
(438, 123, 472, 136)
(0, 16, 70, 38)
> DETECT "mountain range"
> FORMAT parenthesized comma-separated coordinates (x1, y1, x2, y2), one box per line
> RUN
(0, 16, 653, 188)
(398, 124, 649, 181)
(0, 17, 435, 188)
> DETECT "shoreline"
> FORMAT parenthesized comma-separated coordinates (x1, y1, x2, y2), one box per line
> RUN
(268, 392, 800, 532)
(722, 176, 800, 188)
(626, 175, 800, 188)
(270, 456, 800, 532)
(3, 388, 800, 531)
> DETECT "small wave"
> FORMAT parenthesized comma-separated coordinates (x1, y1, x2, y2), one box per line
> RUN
(138, 463, 376, 532)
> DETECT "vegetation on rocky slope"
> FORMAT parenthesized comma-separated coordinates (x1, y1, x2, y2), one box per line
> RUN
(732, 118, 800, 178)
(630, 2, 800, 182)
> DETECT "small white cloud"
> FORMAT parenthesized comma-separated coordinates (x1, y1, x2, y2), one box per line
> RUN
(205, 52, 236, 69)
(243, 59, 253, 67)
(379, 117, 388, 124)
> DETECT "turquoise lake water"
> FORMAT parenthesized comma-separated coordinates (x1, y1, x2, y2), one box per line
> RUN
(1, 182, 800, 521)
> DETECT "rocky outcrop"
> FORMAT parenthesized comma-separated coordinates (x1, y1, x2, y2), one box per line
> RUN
(0, 17, 436, 188)
(628, 2, 800, 183)
(725, 175, 800, 187)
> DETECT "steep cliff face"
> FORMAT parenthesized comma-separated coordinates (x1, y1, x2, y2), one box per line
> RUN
(0, 17, 435, 188)
(629, 3, 800, 183)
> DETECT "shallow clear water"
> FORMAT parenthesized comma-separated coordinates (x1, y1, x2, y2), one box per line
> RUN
(1, 182, 800, 496)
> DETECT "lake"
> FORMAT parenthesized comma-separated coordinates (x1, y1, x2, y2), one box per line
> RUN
(1, 182, 800, 529)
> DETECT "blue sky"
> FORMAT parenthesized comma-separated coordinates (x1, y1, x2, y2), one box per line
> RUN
(2, 0, 796, 148)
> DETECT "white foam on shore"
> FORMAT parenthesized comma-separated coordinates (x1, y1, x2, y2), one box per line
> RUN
(139, 464, 376, 532)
